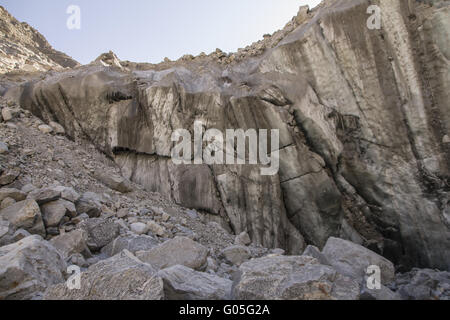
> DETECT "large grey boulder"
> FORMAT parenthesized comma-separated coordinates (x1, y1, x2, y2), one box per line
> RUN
(232, 255, 360, 300)
(79, 218, 120, 252)
(395, 268, 450, 300)
(27, 187, 61, 205)
(75, 192, 102, 218)
(136, 236, 208, 271)
(0, 224, 31, 246)
(0, 199, 45, 236)
(0, 169, 19, 186)
(0, 188, 26, 202)
(54, 186, 80, 203)
(322, 237, 395, 285)
(44, 250, 164, 300)
(94, 170, 133, 193)
(50, 229, 91, 259)
(157, 265, 232, 300)
(221, 245, 251, 266)
(0, 197, 15, 210)
(130, 222, 148, 235)
(0, 235, 66, 300)
(41, 199, 76, 228)
(101, 234, 159, 257)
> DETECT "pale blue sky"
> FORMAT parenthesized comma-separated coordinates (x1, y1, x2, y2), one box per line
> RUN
(1, 0, 321, 64)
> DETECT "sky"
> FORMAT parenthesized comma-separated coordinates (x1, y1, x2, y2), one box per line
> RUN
(1, 0, 322, 65)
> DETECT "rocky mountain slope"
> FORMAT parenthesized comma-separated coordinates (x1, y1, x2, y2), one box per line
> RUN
(1, 98, 448, 300)
(0, 0, 449, 300)
(0, 6, 79, 74)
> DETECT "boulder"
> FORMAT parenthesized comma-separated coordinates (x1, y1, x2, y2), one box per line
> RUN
(60, 199, 77, 217)
(93, 170, 133, 193)
(101, 234, 159, 257)
(53, 186, 80, 203)
(136, 236, 208, 271)
(0, 224, 31, 246)
(0, 199, 45, 236)
(44, 250, 164, 300)
(0, 235, 66, 300)
(0, 188, 26, 202)
(50, 229, 91, 259)
(221, 245, 251, 266)
(41, 199, 75, 228)
(130, 222, 148, 235)
(27, 187, 61, 205)
(75, 192, 102, 218)
(232, 255, 360, 300)
(395, 268, 450, 300)
(0, 169, 20, 186)
(79, 218, 120, 251)
(1, 197, 16, 209)
(322, 237, 395, 285)
(157, 265, 232, 300)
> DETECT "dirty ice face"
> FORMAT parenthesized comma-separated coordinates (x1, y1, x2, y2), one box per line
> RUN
(171, 121, 280, 176)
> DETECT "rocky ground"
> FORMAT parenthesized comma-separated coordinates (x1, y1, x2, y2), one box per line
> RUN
(1, 100, 449, 300)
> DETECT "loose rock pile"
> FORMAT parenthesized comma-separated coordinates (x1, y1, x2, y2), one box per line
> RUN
(0, 98, 449, 301)
(0, 98, 450, 300)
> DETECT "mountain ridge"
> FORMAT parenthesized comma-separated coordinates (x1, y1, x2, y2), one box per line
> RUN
(0, 5, 79, 74)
